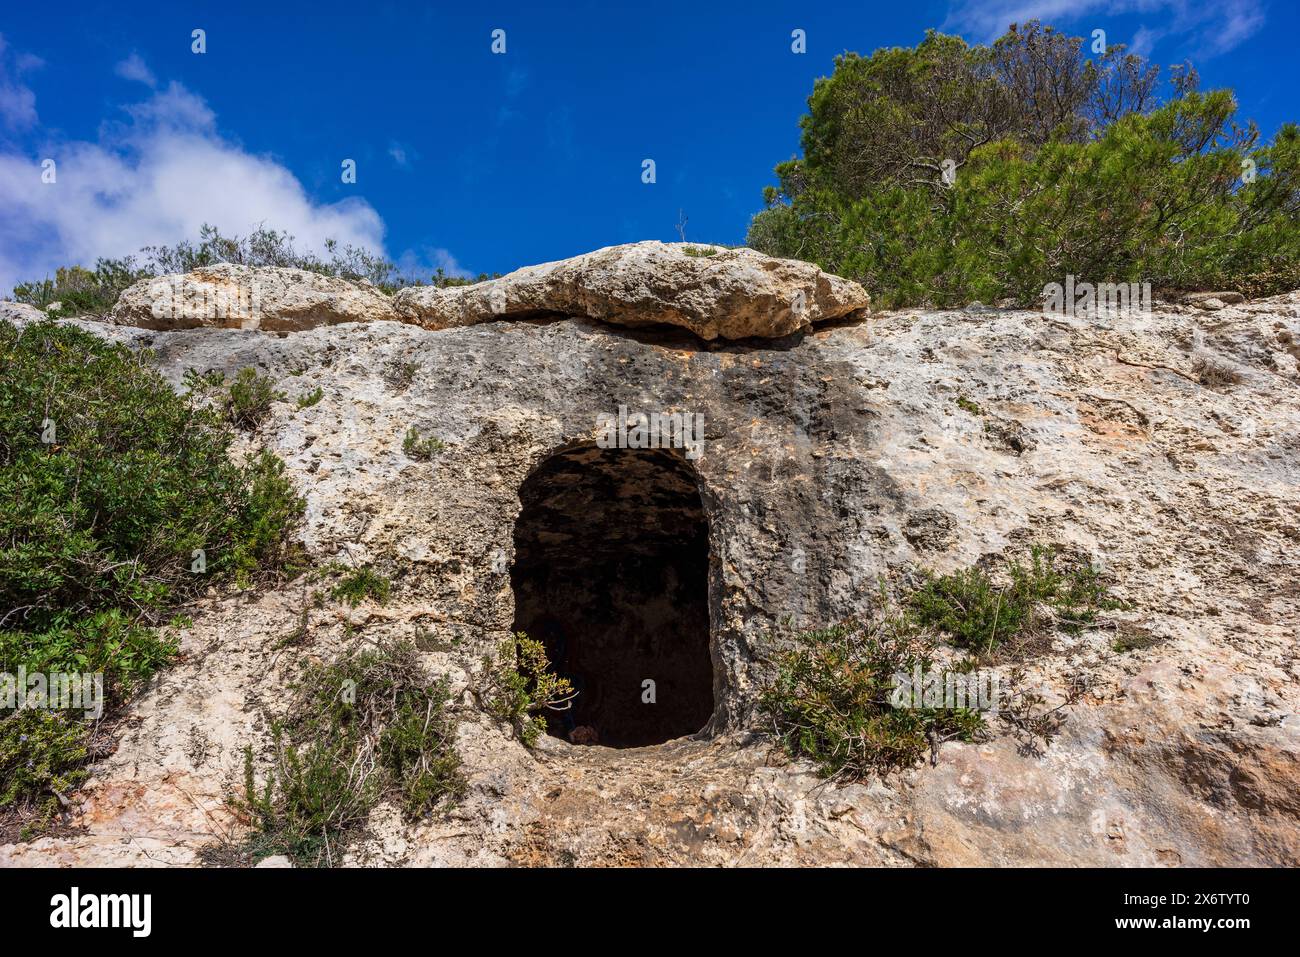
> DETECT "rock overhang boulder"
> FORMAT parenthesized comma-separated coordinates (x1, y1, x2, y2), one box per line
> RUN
(111, 262, 403, 331)
(392, 241, 871, 340)
(106, 242, 870, 341)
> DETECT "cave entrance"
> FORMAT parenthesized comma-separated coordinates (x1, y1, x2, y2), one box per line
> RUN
(510, 443, 714, 749)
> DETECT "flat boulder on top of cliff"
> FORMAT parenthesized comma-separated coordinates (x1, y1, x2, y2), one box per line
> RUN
(111, 262, 402, 331)
(393, 241, 870, 340)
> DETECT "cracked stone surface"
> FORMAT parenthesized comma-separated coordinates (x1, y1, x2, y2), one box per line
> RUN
(3, 285, 1298, 867)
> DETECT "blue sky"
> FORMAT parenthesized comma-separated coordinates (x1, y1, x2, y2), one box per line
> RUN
(0, 0, 1294, 293)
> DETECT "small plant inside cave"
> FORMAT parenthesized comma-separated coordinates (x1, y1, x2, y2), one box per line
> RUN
(480, 633, 576, 747)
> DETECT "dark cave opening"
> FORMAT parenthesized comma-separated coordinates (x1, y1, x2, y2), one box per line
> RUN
(510, 444, 714, 749)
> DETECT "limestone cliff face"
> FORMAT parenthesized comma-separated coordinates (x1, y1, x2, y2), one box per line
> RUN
(3, 260, 1298, 867)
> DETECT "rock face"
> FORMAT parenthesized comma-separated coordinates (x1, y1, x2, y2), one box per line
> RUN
(3, 268, 1299, 867)
(393, 241, 870, 339)
(110, 263, 402, 331)
(0, 300, 46, 325)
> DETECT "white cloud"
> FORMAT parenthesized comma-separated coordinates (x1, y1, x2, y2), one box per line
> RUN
(0, 34, 40, 130)
(114, 52, 156, 87)
(943, 0, 1266, 57)
(388, 140, 418, 168)
(0, 75, 389, 296)
(1128, 25, 1160, 58)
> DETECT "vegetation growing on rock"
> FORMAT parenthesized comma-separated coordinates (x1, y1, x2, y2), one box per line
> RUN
(909, 545, 1120, 655)
(481, 633, 576, 747)
(233, 640, 464, 866)
(402, 426, 444, 460)
(761, 546, 1119, 780)
(0, 319, 304, 824)
(329, 566, 392, 607)
(10, 225, 499, 315)
(760, 613, 986, 779)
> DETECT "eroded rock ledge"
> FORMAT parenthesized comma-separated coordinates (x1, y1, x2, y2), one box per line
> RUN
(108, 242, 870, 340)
(392, 242, 870, 339)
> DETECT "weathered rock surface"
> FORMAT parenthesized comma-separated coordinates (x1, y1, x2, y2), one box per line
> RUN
(110, 263, 402, 331)
(0, 300, 46, 325)
(393, 241, 870, 339)
(3, 286, 1298, 867)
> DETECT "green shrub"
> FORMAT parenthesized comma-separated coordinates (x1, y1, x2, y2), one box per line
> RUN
(0, 322, 302, 623)
(236, 641, 463, 865)
(431, 267, 501, 288)
(223, 367, 284, 430)
(481, 633, 575, 746)
(0, 710, 90, 815)
(759, 614, 984, 779)
(760, 554, 1111, 780)
(8, 224, 433, 312)
(295, 387, 324, 409)
(0, 319, 304, 818)
(909, 545, 1117, 654)
(402, 426, 444, 460)
(379, 681, 465, 819)
(229, 452, 308, 585)
(330, 566, 391, 606)
(12, 261, 151, 317)
(0, 611, 177, 701)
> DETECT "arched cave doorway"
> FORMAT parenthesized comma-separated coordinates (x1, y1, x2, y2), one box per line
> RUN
(510, 443, 714, 748)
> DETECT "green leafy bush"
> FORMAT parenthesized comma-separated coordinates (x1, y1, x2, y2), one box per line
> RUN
(0, 319, 304, 817)
(761, 548, 1115, 780)
(749, 22, 1300, 307)
(237, 641, 463, 865)
(223, 368, 284, 430)
(9, 224, 497, 313)
(759, 614, 984, 779)
(295, 387, 324, 409)
(11, 262, 152, 317)
(481, 633, 575, 746)
(0, 710, 90, 812)
(330, 566, 391, 606)
(402, 426, 444, 460)
(909, 545, 1118, 654)
(1, 322, 302, 622)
